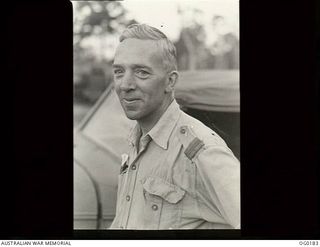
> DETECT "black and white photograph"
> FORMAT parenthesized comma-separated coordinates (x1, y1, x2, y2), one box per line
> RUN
(73, 0, 240, 230)
(3, 0, 319, 243)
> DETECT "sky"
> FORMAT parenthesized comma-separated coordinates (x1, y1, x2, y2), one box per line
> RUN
(122, 0, 239, 42)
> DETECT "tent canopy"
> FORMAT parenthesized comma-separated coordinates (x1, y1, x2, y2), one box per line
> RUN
(175, 70, 239, 112)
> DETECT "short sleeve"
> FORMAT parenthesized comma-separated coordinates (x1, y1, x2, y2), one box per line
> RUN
(195, 145, 240, 228)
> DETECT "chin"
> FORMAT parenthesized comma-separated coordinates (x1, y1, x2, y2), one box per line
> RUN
(124, 111, 141, 120)
(125, 114, 138, 120)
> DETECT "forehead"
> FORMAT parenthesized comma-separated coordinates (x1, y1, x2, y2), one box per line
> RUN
(114, 38, 164, 68)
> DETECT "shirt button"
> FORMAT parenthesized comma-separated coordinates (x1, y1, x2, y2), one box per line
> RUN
(126, 195, 130, 201)
(131, 165, 136, 170)
(180, 127, 186, 134)
(151, 204, 158, 211)
(120, 226, 124, 229)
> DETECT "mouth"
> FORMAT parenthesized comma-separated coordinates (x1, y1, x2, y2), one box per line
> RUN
(122, 98, 141, 104)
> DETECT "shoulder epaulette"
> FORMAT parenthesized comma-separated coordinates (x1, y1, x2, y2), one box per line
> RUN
(178, 125, 205, 160)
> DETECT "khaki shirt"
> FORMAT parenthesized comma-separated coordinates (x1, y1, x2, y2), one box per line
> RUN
(110, 100, 240, 229)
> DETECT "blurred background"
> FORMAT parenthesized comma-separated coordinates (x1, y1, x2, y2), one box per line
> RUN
(73, 0, 239, 126)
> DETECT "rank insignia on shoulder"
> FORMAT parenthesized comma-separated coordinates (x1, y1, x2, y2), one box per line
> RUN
(184, 137, 205, 160)
(178, 125, 205, 160)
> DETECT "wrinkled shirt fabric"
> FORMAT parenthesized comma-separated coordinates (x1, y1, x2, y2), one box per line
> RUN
(110, 100, 240, 230)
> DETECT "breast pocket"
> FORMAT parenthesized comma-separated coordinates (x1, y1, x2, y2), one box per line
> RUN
(141, 176, 186, 229)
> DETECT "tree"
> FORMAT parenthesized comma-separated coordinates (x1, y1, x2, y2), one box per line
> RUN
(73, 1, 137, 104)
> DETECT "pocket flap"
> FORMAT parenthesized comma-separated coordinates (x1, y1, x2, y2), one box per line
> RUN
(141, 177, 185, 204)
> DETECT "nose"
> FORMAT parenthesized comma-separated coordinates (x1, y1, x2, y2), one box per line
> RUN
(119, 71, 136, 91)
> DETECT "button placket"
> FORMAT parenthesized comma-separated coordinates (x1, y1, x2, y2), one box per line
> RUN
(122, 156, 143, 228)
(122, 136, 151, 228)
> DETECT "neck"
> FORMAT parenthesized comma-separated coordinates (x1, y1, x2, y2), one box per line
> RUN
(138, 97, 173, 136)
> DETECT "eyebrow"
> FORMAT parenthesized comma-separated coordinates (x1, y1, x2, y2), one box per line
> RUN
(112, 64, 153, 71)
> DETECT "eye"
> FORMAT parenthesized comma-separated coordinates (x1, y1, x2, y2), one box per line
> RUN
(113, 69, 124, 76)
(135, 69, 150, 78)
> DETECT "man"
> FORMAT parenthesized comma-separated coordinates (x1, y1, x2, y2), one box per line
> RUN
(110, 24, 240, 229)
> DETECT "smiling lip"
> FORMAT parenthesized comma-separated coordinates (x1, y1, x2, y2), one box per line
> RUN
(123, 98, 141, 104)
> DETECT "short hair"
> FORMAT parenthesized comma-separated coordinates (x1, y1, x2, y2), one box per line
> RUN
(119, 24, 178, 72)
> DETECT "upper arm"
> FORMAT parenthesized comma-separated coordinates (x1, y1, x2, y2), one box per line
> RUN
(194, 145, 240, 228)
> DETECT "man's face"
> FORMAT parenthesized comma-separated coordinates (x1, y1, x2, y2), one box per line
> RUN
(113, 38, 170, 123)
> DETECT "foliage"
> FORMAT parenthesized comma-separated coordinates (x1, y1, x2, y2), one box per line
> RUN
(73, 1, 137, 104)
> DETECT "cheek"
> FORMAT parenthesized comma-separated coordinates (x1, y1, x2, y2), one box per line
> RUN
(153, 83, 167, 100)
(143, 88, 162, 103)
(143, 78, 167, 97)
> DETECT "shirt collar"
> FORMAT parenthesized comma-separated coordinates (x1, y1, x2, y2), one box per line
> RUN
(128, 100, 181, 150)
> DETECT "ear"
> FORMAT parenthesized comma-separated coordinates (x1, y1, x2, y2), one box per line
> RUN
(165, 71, 179, 93)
